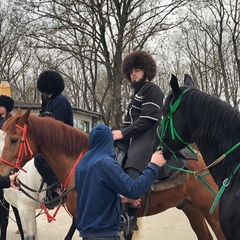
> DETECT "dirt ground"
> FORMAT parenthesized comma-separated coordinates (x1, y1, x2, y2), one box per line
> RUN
(6, 207, 217, 239)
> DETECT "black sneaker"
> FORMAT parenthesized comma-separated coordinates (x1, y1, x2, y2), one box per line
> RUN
(129, 216, 138, 231)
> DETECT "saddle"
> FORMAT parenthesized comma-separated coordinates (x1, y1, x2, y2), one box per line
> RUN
(114, 139, 198, 192)
(114, 139, 129, 167)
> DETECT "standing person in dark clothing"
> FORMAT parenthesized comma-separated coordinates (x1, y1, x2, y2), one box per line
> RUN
(0, 95, 14, 129)
(34, 70, 73, 209)
(0, 95, 18, 185)
(0, 95, 20, 240)
(75, 124, 166, 240)
(0, 95, 19, 188)
(0, 173, 19, 189)
(112, 50, 164, 230)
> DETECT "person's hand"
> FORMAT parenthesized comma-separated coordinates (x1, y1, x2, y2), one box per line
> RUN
(112, 130, 124, 140)
(120, 195, 141, 207)
(150, 151, 166, 167)
(9, 172, 19, 189)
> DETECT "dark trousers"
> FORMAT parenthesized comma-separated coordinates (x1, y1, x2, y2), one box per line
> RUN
(34, 153, 59, 186)
(123, 168, 141, 217)
(82, 237, 119, 240)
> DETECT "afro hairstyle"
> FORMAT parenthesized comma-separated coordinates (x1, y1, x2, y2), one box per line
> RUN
(121, 50, 157, 81)
(37, 70, 65, 95)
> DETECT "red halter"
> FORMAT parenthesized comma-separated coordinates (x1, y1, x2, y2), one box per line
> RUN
(0, 123, 34, 173)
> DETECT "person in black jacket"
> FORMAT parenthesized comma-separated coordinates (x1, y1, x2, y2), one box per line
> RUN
(34, 70, 73, 209)
(0, 95, 14, 129)
(112, 50, 164, 231)
(0, 95, 18, 188)
(0, 173, 19, 189)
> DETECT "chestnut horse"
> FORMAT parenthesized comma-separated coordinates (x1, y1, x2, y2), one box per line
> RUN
(0, 108, 225, 239)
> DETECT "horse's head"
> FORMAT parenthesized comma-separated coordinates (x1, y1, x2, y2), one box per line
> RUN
(0, 108, 33, 175)
(157, 74, 194, 157)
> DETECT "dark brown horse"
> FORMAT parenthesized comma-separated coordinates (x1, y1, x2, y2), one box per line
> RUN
(135, 155, 225, 239)
(0, 108, 225, 239)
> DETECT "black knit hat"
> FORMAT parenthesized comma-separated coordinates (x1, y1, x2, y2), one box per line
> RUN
(37, 70, 65, 95)
(0, 95, 14, 112)
(121, 50, 157, 81)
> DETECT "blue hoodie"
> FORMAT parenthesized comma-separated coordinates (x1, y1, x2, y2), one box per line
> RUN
(75, 124, 160, 238)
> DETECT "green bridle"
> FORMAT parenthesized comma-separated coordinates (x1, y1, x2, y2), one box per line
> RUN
(157, 88, 195, 156)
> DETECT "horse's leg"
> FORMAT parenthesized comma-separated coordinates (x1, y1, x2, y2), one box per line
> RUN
(11, 206, 24, 240)
(185, 167, 226, 240)
(0, 204, 8, 240)
(123, 231, 133, 240)
(18, 207, 38, 240)
(64, 219, 76, 240)
(0, 189, 9, 240)
(119, 231, 133, 240)
(190, 199, 226, 240)
(180, 200, 213, 240)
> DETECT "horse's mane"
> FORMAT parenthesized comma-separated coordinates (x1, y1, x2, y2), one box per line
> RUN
(3, 115, 89, 156)
(181, 88, 240, 145)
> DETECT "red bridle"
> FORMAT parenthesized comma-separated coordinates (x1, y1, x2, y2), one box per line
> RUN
(0, 123, 34, 173)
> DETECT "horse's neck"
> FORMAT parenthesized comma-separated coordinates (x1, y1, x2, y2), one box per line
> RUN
(197, 143, 235, 187)
(40, 150, 77, 185)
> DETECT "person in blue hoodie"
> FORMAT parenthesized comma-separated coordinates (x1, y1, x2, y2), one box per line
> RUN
(75, 124, 166, 240)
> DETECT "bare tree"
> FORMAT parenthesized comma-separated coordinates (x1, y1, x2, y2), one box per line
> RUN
(0, 2, 40, 102)
(168, 0, 240, 107)
(11, 0, 188, 126)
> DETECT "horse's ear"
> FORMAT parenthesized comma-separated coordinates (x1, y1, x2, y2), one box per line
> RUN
(170, 74, 181, 96)
(15, 107, 22, 116)
(184, 74, 194, 87)
(17, 108, 31, 125)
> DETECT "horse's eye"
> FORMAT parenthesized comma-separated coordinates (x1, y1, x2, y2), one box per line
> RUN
(10, 138, 18, 144)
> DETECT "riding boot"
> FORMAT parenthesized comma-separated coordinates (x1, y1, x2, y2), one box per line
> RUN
(34, 153, 61, 209)
(119, 203, 127, 231)
(127, 205, 138, 231)
(124, 167, 141, 231)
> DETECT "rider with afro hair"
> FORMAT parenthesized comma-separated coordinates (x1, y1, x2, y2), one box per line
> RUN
(34, 70, 73, 209)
